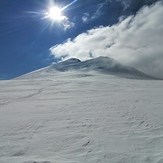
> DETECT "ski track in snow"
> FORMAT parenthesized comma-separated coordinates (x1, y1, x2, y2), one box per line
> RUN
(0, 71, 163, 163)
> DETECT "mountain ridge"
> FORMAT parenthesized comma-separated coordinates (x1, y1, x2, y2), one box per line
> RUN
(17, 56, 161, 80)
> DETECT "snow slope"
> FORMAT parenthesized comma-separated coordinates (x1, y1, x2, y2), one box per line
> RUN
(0, 58, 163, 163)
(18, 57, 160, 80)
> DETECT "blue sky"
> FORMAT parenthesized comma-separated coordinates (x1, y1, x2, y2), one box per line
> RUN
(0, 0, 162, 79)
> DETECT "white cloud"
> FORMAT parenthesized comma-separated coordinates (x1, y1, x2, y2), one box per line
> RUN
(50, 2, 163, 78)
(82, 13, 90, 23)
(61, 19, 75, 30)
(116, 0, 131, 9)
(82, 0, 112, 23)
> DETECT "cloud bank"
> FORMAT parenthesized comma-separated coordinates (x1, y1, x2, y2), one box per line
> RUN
(50, 2, 163, 78)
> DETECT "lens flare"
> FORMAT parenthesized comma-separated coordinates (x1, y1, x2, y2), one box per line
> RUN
(61, 0, 78, 10)
(26, 0, 78, 29)
(45, 0, 78, 22)
(48, 6, 66, 21)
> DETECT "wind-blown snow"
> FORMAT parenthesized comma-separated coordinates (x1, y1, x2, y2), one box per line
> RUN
(0, 58, 163, 163)
(19, 57, 160, 80)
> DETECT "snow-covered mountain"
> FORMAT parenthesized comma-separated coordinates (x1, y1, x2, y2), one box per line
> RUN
(0, 56, 163, 163)
(18, 56, 160, 80)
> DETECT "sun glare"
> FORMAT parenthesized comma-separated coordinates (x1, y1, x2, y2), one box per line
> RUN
(48, 6, 66, 21)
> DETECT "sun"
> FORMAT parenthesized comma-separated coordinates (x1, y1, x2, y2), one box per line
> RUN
(48, 6, 66, 21)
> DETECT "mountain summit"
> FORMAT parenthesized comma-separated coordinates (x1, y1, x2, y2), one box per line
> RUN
(18, 56, 160, 80)
(50, 56, 159, 80)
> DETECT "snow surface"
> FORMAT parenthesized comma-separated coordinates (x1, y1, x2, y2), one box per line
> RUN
(18, 57, 161, 80)
(0, 58, 163, 163)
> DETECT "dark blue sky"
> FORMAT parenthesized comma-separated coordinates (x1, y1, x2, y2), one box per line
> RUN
(0, 0, 159, 79)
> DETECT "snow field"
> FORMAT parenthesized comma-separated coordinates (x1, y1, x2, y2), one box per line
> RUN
(0, 71, 163, 163)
